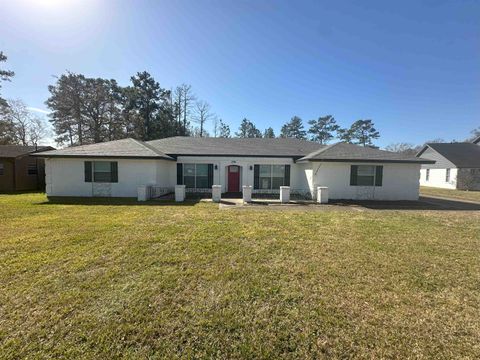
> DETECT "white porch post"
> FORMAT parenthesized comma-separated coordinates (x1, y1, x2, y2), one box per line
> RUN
(175, 185, 186, 202)
(137, 185, 151, 201)
(317, 186, 329, 204)
(242, 185, 252, 203)
(212, 185, 221, 202)
(280, 186, 290, 203)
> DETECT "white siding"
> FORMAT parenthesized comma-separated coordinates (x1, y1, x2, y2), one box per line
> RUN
(45, 158, 174, 197)
(420, 168, 458, 189)
(314, 162, 421, 200)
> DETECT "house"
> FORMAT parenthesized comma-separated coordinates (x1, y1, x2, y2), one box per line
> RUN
(0, 145, 55, 192)
(417, 139, 480, 190)
(35, 137, 433, 200)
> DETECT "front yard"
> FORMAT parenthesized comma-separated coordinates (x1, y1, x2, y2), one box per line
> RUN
(0, 194, 479, 358)
(421, 186, 480, 202)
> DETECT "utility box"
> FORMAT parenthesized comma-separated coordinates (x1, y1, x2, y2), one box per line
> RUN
(280, 186, 290, 203)
(175, 185, 186, 202)
(242, 185, 252, 203)
(317, 186, 329, 204)
(212, 185, 221, 202)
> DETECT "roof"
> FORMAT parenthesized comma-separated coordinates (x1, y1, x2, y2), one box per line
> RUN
(0, 145, 55, 158)
(147, 136, 324, 158)
(35, 136, 435, 164)
(416, 142, 480, 168)
(298, 142, 433, 163)
(35, 138, 174, 160)
(473, 135, 480, 145)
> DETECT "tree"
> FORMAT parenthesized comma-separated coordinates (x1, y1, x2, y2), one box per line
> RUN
(467, 127, 480, 142)
(280, 116, 306, 139)
(0, 51, 14, 107)
(337, 127, 354, 143)
(0, 99, 48, 145)
(263, 127, 275, 138)
(173, 84, 195, 136)
(218, 119, 231, 138)
(235, 118, 262, 138)
(130, 71, 166, 141)
(348, 119, 380, 146)
(193, 101, 213, 137)
(308, 115, 339, 144)
(385, 142, 421, 156)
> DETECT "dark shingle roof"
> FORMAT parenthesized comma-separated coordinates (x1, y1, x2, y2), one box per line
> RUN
(299, 142, 434, 163)
(417, 142, 480, 168)
(147, 137, 324, 157)
(0, 145, 54, 158)
(35, 138, 174, 160)
(473, 136, 480, 145)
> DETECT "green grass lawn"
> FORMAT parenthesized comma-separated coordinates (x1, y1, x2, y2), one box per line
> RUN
(0, 194, 479, 359)
(421, 186, 480, 202)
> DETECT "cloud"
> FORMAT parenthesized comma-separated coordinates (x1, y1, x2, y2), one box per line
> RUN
(27, 107, 50, 115)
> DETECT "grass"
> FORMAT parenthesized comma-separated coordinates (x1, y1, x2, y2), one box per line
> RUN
(0, 193, 479, 359)
(421, 186, 480, 202)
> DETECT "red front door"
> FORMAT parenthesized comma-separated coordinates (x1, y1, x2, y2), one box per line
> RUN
(228, 166, 240, 192)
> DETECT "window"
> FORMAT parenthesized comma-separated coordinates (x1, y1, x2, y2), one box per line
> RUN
(27, 164, 38, 175)
(446, 168, 450, 182)
(254, 164, 290, 190)
(180, 163, 213, 189)
(0, 163, 3, 176)
(350, 165, 383, 186)
(357, 165, 375, 186)
(426, 169, 430, 181)
(84, 161, 118, 183)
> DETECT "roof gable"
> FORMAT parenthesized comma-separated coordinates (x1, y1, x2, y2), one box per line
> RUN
(417, 142, 480, 168)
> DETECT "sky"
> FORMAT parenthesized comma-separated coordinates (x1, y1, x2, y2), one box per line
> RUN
(0, 0, 479, 147)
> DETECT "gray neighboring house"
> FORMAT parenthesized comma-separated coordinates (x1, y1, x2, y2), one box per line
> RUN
(417, 138, 480, 190)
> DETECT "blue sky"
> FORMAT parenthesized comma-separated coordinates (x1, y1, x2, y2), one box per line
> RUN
(1, 0, 479, 147)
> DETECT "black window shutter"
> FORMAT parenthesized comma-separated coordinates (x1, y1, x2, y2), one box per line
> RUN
(350, 165, 358, 186)
(84, 161, 92, 183)
(110, 162, 118, 183)
(375, 166, 383, 186)
(177, 163, 183, 185)
(253, 165, 260, 189)
(284, 165, 290, 186)
(207, 164, 214, 187)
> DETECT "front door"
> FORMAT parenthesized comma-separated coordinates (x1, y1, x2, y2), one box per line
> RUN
(228, 166, 240, 192)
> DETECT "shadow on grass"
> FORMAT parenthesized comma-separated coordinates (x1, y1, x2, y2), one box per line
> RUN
(35, 196, 202, 206)
(329, 197, 480, 211)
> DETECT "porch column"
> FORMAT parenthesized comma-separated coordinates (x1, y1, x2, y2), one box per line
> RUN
(242, 185, 252, 203)
(317, 186, 329, 204)
(137, 185, 151, 201)
(175, 185, 186, 202)
(280, 186, 290, 203)
(212, 185, 221, 202)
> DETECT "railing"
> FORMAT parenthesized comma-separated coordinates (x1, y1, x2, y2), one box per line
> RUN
(186, 187, 212, 199)
(252, 188, 313, 200)
(150, 186, 175, 199)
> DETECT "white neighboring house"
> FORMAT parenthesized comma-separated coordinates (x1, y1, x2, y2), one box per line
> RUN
(417, 136, 480, 190)
(34, 137, 434, 200)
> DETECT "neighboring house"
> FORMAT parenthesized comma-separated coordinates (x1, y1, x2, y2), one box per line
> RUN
(417, 140, 480, 190)
(0, 145, 55, 192)
(35, 137, 433, 200)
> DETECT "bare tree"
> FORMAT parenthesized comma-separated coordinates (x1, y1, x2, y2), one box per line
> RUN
(193, 101, 213, 137)
(1, 99, 49, 145)
(174, 84, 196, 135)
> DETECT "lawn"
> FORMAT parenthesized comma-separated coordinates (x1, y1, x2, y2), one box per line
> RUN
(421, 186, 480, 202)
(0, 194, 479, 359)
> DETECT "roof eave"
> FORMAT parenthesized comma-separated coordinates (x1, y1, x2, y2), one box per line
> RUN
(298, 158, 436, 164)
(32, 154, 175, 161)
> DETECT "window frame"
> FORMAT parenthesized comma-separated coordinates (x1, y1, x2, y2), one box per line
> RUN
(85, 161, 118, 183)
(183, 163, 210, 189)
(0, 162, 4, 176)
(350, 165, 383, 187)
(258, 164, 286, 190)
(27, 163, 38, 176)
(446, 168, 451, 182)
(426, 169, 430, 181)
